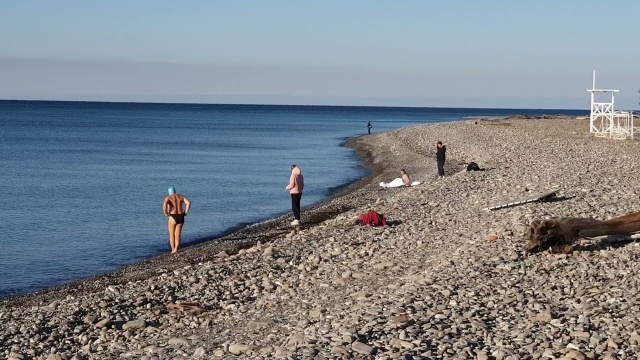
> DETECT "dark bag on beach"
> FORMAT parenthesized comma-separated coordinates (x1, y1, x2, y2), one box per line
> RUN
(466, 162, 481, 172)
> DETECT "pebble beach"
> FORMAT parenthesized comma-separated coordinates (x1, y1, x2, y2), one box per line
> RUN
(3, 116, 640, 360)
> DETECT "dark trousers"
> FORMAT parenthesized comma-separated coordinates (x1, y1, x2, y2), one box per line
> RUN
(291, 193, 302, 220)
(437, 160, 445, 176)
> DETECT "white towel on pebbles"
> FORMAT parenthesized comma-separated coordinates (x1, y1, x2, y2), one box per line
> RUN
(379, 178, 422, 188)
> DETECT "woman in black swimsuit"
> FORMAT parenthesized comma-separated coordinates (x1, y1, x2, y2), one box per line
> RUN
(162, 186, 191, 253)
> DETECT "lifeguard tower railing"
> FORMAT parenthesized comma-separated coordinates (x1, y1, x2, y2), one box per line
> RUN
(587, 70, 634, 140)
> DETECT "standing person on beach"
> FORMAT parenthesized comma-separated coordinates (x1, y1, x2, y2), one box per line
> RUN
(367, 121, 372, 135)
(436, 141, 446, 178)
(285, 165, 304, 226)
(163, 186, 191, 254)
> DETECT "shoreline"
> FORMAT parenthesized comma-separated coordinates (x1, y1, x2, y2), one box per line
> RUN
(0, 128, 399, 307)
(5, 115, 640, 359)
(0, 114, 547, 304)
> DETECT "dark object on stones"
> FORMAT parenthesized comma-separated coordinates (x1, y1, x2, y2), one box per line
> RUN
(525, 211, 640, 254)
(466, 162, 484, 171)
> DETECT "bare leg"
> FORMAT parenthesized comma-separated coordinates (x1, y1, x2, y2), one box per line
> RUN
(174, 223, 184, 253)
(168, 217, 177, 253)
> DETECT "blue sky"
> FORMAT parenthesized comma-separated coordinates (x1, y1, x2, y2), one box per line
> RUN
(0, 1, 638, 109)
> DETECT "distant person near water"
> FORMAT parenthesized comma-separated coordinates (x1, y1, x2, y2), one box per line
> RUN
(436, 141, 446, 178)
(285, 165, 304, 226)
(367, 121, 373, 134)
(163, 186, 191, 254)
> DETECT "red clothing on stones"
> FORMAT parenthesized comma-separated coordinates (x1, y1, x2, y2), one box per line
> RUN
(358, 210, 387, 226)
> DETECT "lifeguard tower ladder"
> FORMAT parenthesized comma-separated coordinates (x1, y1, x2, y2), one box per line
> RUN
(587, 70, 634, 139)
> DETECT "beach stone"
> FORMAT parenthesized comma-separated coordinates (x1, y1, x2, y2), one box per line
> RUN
(248, 317, 274, 331)
(263, 247, 274, 257)
(391, 314, 410, 324)
(400, 341, 415, 349)
(168, 337, 189, 346)
(550, 319, 564, 327)
(564, 350, 586, 360)
(373, 261, 394, 270)
(342, 334, 354, 343)
(331, 346, 350, 354)
(566, 343, 580, 350)
(95, 318, 111, 328)
(629, 333, 640, 344)
(122, 319, 146, 331)
(287, 334, 305, 348)
(570, 331, 590, 339)
(228, 344, 251, 354)
(536, 310, 554, 322)
(352, 341, 373, 355)
(144, 345, 161, 354)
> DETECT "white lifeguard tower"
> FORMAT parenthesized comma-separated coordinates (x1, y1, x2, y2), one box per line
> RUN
(587, 70, 634, 139)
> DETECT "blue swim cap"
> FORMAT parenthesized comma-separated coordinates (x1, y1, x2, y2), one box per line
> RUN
(168, 186, 176, 195)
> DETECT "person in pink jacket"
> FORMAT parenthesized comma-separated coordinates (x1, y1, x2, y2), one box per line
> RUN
(285, 165, 304, 226)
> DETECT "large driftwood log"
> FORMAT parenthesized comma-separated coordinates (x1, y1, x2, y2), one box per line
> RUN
(525, 211, 640, 254)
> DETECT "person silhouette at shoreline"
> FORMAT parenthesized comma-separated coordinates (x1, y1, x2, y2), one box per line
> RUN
(163, 186, 191, 254)
(367, 121, 373, 135)
(285, 165, 304, 226)
(436, 141, 446, 178)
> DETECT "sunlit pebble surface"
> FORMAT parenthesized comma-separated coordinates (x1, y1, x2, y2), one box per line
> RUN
(3, 116, 640, 359)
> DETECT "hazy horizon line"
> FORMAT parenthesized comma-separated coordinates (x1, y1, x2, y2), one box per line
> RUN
(0, 97, 590, 111)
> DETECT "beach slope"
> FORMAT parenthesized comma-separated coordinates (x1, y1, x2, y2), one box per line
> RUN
(3, 116, 640, 359)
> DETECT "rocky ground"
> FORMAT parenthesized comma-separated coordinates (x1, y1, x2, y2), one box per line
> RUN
(2, 116, 640, 360)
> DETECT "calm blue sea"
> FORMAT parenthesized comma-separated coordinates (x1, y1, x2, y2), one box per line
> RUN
(0, 101, 586, 298)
